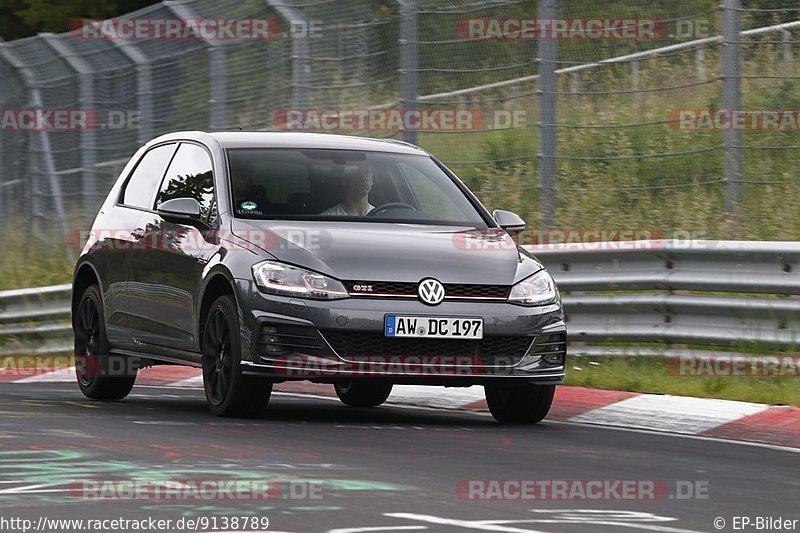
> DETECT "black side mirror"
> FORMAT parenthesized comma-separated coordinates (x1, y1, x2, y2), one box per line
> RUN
(156, 197, 201, 221)
(492, 209, 526, 235)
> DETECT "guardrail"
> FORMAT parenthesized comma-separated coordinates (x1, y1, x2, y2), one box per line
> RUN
(0, 283, 72, 355)
(530, 240, 800, 354)
(1, 240, 798, 357)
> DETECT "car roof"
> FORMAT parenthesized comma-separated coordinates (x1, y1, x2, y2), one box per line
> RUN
(148, 131, 429, 156)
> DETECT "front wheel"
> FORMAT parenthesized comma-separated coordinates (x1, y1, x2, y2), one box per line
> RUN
(484, 384, 555, 424)
(74, 284, 136, 400)
(202, 295, 272, 417)
(334, 381, 393, 407)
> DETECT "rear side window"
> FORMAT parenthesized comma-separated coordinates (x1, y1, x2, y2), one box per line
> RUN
(155, 143, 215, 220)
(120, 143, 176, 208)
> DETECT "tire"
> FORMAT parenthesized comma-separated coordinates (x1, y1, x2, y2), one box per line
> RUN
(202, 295, 271, 417)
(484, 383, 555, 424)
(74, 284, 137, 400)
(334, 381, 393, 407)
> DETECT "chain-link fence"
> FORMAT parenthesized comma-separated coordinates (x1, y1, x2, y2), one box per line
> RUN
(1, 0, 799, 277)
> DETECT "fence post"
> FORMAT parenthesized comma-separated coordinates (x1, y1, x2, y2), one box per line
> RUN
(266, 0, 310, 110)
(0, 52, 4, 231)
(208, 48, 227, 130)
(721, 0, 743, 237)
(696, 47, 706, 78)
(0, 42, 70, 251)
(537, 0, 558, 228)
(108, 37, 152, 145)
(40, 33, 97, 225)
(783, 30, 792, 64)
(399, 0, 419, 145)
(166, 2, 227, 131)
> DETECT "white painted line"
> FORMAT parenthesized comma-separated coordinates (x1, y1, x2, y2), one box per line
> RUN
(384, 513, 550, 533)
(503, 519, 709, 533)
(170, 375, 204, 388)
(387, 385, 484, 410)
(14, 367, 75, 383)
(570, 394, 770, 434)
(552, 418, 800, 454)
(329, 526, 427, 533)
(386, 511, 711, 533)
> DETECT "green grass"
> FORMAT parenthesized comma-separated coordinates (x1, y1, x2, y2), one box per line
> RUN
(415, 45, 800, 241)
(565, 355, 800, 406)
(0, 224, 74, 292)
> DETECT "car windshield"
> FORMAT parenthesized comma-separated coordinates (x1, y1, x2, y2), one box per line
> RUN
(227, 148, 488, 227)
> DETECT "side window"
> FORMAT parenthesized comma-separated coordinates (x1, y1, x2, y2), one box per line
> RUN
(155, 143, 215, 220)
(120, 143, 176, 208)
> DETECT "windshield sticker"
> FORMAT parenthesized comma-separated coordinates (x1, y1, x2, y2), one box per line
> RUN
(240, 201, 258, 211)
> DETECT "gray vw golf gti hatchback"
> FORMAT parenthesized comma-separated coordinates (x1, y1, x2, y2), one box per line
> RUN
(72, 132, 566, 423)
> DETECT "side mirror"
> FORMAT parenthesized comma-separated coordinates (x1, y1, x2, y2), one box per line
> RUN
(157, 197, 201, 221)
(492, 209, 526, 235)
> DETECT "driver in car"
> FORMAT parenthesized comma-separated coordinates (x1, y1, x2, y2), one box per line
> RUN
(319, 160, 374, 216)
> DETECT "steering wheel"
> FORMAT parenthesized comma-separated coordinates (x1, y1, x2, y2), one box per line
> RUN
(367, 202, 418, 216)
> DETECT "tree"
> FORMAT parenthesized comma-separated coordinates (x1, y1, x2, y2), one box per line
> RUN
(0, 0, 159, 41)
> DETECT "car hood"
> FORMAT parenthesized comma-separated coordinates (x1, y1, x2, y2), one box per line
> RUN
(230, 220, 542, 284)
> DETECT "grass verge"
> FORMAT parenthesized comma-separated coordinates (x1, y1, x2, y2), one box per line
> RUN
(564, 355, 800, 407)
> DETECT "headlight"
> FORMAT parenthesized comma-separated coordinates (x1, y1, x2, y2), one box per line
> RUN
(252, 261, 349, 300)
(508, 269, 557, 306)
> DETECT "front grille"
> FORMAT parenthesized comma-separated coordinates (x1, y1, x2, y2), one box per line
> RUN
(320, 330, 532, 362)
(446, 284, 509, 298)
(346, 281, 416, 295)
(345, 281, 509, 299)
(258, 324, 327, 357)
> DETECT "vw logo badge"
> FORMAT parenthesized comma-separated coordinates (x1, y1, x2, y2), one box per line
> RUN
(418, 278, 445, 305)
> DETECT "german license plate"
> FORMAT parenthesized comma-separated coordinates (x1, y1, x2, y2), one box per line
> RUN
(384, 315, 483, 339)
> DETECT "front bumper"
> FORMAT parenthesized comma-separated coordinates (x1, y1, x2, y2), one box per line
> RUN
(235, 279, 566, 385)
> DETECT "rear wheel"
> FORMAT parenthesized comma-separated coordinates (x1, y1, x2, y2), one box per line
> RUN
(74, 285, 136, 400)
(334, 381, 393, 407)
(202, 295, 271, 417)
(485, 383, 555, 424)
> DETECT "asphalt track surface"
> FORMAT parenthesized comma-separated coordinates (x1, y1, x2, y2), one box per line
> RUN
(0, 382, 797, 533)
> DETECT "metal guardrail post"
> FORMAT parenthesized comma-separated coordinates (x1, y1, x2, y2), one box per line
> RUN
(537, 0, 558, 229)
(398, 0, 419, 145)
(165, 1, 228, 131)
(722, 0, 743, 237)
(40, 33, 97, 224)
(266, 0, 310, 111)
